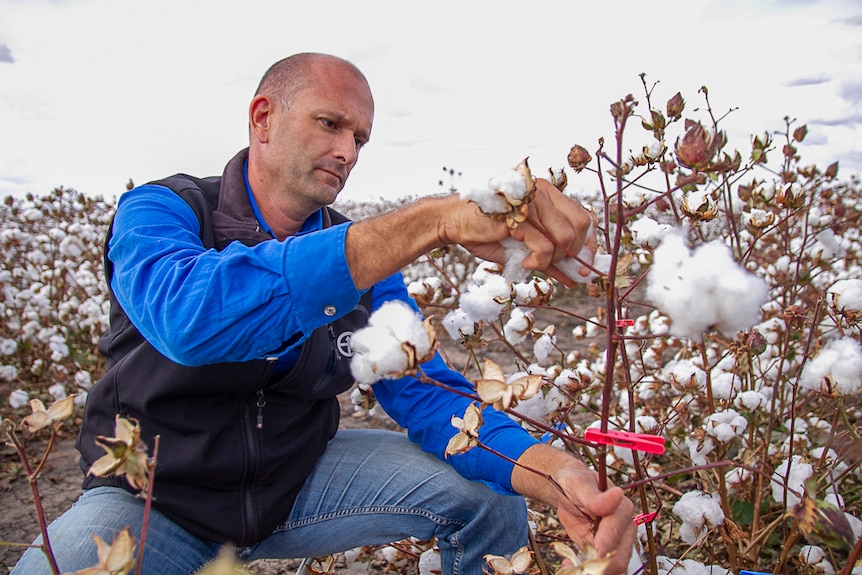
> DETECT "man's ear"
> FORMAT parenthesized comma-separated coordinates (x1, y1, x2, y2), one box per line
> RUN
(249, 94, 273, 143)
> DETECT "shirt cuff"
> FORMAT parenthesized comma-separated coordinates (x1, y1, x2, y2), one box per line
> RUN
(282, 222, 361, 335)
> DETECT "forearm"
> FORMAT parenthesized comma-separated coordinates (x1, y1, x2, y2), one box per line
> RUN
(511, 442, 589, 507)
(345, 194, 512, 291)
(344, 195, 449, 291)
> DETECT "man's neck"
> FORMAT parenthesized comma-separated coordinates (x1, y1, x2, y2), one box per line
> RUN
(246, 166, 315, 241)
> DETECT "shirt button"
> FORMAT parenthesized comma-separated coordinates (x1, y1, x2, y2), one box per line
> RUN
(323, 305, 337, 317)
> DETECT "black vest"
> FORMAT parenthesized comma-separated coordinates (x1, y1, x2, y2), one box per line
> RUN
(77, 149, 373, 546)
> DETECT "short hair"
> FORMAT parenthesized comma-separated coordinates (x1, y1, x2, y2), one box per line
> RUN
(254, 53, 368, 107)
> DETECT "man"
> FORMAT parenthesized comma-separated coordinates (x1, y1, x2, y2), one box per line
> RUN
(13, 53, 635, 575)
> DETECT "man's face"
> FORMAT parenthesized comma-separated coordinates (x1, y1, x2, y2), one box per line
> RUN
(265, 64, 374, 210)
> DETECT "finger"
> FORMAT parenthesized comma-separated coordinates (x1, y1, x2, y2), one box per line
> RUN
(515, 181, 593, 272)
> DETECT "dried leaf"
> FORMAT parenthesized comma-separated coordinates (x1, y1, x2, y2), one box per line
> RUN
(89, 415, 150, 491)
(69, 527, 136, 575)
(20, 395, 77, 433)
(483, 546, 532, 575)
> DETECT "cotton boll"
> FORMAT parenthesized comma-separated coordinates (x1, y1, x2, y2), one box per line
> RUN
(442, 309, 475, 341)
(725, 467, 751, 495)
(685, 435, 715, 466)
(8, 388, 28, 409)
(350, 326, 406, 384)
(798, 545, 835, 575)
(772, 455, 813, 507)
(704, 409, 748, 442)
(418, 548, 441, 575)
(672, 491, 725, 545)
(503, 308, 533, 345)
(735, 390, 768, 412)
(460, 275, 511, 323)
(711, 372, 740, 400)
(48, 383, 66, 401)
(533, 331, 556, 362)
(646, 231, 768, 338)
(629, 216, 671, 248)
(799, 336, 862, 395)
(828, 278, 862, 312)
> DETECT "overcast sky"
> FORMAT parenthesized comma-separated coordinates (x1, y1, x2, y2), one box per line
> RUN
(0, 0, 860, 204)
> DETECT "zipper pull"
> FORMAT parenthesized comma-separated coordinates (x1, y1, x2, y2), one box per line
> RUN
(256, 390, 266, 429)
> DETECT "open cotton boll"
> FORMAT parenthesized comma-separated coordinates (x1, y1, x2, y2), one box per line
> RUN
(349, 301, 434, 384)
(368, 301, 432, 358)
(350, 326, 408, 384)
(772, 455, 813, 507)
(655, 556, 730, 575)
(672, 491, 725, 545)
(704, 409, 748, 442)
(442, 308, 475, 341)
(646, 230, 769, 339)
(799, 336, 862, 395)
(828, 278, 862, 312)
(798, 546, 835, 574)
(503, 308, 533, 345)
(533, 331, 556, 362)
(629, 216, 672, 248)
(459, 275, 511, 322)
(460, 167, 528, 215)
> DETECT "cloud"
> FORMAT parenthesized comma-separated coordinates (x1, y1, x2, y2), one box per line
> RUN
(809, 112, 862, 127)
(0, 43, 13, 63)
(839, 81, 862, 106)
(785, 75, 830, 87)
(840, 14, 862, 26)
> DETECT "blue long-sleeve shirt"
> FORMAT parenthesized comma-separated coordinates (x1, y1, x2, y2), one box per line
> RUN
(107, 183, 538, 493)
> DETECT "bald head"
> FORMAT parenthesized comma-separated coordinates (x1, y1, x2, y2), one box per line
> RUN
(255, 53, 370, 109)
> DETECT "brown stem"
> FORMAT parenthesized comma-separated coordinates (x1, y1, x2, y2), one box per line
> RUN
(29, 427, 58, 480)
(3, 423, 61, 575)
(134, 435, 160, 575)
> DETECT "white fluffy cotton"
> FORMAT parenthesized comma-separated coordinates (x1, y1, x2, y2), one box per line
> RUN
(460, 167, 529, 216)
(772, 455, 813, 507)
(646, 230, 769, 338)
(350, 301, 433, 384)
(459, 274, 511, 323)
(828, 278, 862, 312)
(672, 491, 725, 545)
(703, 409, 748, 442)
(799, 336, 862, 395)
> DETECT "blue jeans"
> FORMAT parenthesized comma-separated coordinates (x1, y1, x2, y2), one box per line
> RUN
(12, 429, 528, 575)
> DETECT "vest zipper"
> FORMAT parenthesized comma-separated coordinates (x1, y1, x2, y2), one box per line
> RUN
(256, 389, 266, 429)
(240, 357, 277, 544)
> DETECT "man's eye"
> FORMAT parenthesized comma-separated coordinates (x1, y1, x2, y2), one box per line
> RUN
(320, 118, 337, 129)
